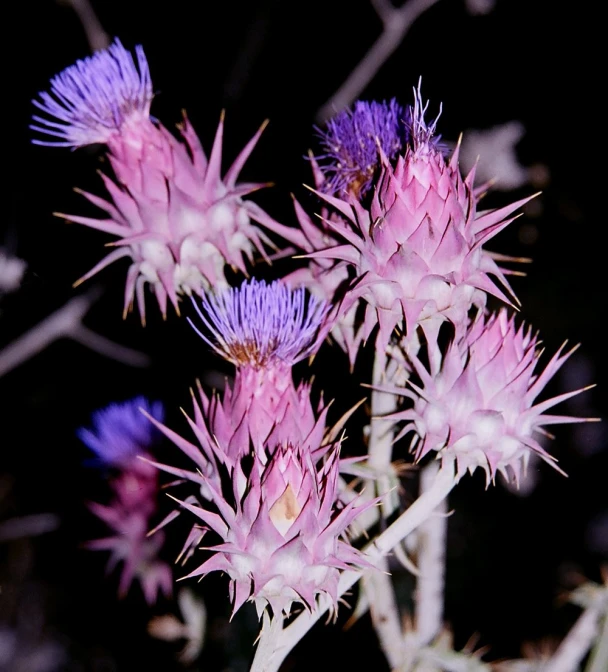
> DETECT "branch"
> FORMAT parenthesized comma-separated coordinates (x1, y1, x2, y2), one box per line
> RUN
(59, 0, 110, 52)
(415, 460, 448, 648)
(316, 0, 442, 123)
(0, 290, 150, 378)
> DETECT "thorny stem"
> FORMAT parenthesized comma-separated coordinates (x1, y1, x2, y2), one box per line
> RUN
(250, 611, 284, 672)
(259, 462, 457, 672)
(0, 290, 150, 378)
(415, 460, 448, 649)
(316, 0, 442, 123)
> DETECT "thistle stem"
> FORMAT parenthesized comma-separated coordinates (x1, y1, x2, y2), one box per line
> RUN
(585, 612, 608, 672)
(364, 562, 406, 669)
(546, 604, 604, 672)
(250, 611, 284, 672)
(415, 460, 448, 648)
(364, 348, 404, 667)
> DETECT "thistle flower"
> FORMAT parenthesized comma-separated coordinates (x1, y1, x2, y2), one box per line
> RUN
(313, 99, 405, 198)
(34, 40, 291, 320)
(145, 279, 331, 493)
(171, 442, 373, 617)
(386, 310, 593, 484)
(31, 38, 152, 148)
(78, 396, 164, 470)
(302, 84, 529, 358)
(79, 397, 172, 603)
(190, 278, 329, 370)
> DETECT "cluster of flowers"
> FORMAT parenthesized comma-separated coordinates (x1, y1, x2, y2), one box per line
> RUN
(34, 39, 591, 622)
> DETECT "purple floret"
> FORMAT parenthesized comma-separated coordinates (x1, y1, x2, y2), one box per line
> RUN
(31, 38, 152, 147)
(189, 279, 329, 368)
(314, 99, 405, 197)
(78, 397, 164, 467)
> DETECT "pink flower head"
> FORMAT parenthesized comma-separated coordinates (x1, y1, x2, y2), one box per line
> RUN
(172, 442, 373, 618)
(298, 83, 530, 358)
(79, 397, 172, 603)
(387, 309, 592, 485)
(33, 40, 290, 321)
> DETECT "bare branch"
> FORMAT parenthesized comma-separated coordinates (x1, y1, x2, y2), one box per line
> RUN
(316, 0, 442, 123)
(0, 289, 150, 378)
(59, 0, 110, 52)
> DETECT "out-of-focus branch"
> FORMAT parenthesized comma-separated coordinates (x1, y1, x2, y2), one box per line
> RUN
(316, 0, 441, 123)
(58, 0, 110, 52)
(0, 290, 150, 378)
(0, 513, 60, 542)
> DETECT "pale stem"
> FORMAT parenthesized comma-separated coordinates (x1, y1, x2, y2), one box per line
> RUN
(415, 460, 448, 648)
(585, 612, 608, 672)
(250, 611, 284, 672)
(364, 561, 406, 669)
(263, 462, 457, 672)
(315, 0, 442, 123)
(546, 605, 603, 672)
(61, 0, 110, 52)
(365, 349, 405, 667)
(0, 291, 150, 378)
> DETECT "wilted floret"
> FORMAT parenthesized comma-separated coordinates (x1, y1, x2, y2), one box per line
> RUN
(387, 310, 593, 484)
(190, 278, 329, 368)
(403, 80, 446, 157)
(31, 38, 152, 147)
(314, 99, 405, 197)
(78, 396, 164, 469)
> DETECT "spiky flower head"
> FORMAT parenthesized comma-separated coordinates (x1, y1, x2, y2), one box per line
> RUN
(171, 442, 373, 617)
(78, 396, 164, 470)
(387, 309, 592, 484)
(190, 278, 329, 370)
(302, 84, 528, 358)
(34, 42, 290, 321)
(31, 38, 152, 148)
(313, 99, 405, 198)
(87, 488, 173, 604)
(79, 397, 172, 604)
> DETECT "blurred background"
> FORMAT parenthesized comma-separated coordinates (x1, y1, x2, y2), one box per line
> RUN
(2, 0, 605, 670)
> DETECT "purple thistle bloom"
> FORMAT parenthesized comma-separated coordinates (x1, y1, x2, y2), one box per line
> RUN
(314, 99, 405, 197)
(78, 396, 164, 468)
(31, 38, 152, 147)
(189, 278, 329, 368)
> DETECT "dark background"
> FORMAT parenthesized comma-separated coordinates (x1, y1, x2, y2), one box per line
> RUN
(2, 1, 605, 670)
